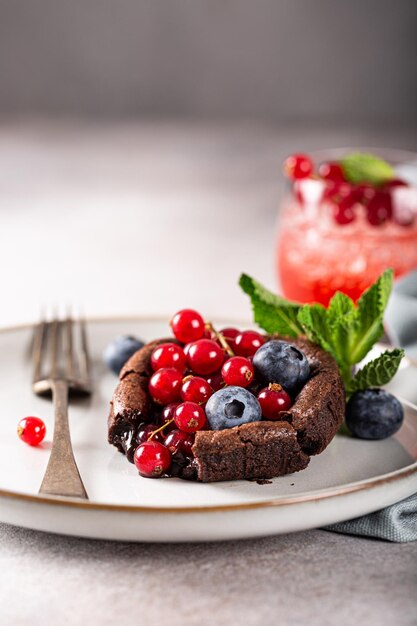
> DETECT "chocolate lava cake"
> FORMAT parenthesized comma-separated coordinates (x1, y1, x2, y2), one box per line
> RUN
(108, 335, 345, 482)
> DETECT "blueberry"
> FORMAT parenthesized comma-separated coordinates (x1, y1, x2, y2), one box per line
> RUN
(103, 335, 145, 375)
(252, 340, 310, 393)
(346, 389, 404, 440)
(205, 386, 262, 430)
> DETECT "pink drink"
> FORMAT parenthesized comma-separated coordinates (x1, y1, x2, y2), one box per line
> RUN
(277, 149, 417, 305)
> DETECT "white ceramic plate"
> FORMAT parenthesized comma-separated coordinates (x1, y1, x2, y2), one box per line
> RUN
(0, 317, 416, 542)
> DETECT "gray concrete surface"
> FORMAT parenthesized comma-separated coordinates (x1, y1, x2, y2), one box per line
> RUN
(0, 523, 416, 626)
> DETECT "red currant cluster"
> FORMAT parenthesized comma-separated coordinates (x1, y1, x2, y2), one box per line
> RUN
(133, 309, 293, 479)
(283, 153, 413, 227)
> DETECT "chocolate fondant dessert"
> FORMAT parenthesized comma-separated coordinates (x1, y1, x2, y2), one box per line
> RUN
(108, 334, 345, 482)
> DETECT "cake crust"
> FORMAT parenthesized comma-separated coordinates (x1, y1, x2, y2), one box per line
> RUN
(108, 335, 345, 481)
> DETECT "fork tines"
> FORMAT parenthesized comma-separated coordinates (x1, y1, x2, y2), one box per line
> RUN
(32, 315, 91, 395)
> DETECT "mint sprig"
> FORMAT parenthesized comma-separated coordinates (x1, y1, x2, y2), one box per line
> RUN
(347, 348, 404, 394)
(239, 269, 402, 392)
(341, 153, 394, 186)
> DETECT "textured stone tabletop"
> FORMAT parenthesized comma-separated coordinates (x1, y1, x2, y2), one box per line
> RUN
(1, 523, 416, 626)
(0, 121, 416, 625)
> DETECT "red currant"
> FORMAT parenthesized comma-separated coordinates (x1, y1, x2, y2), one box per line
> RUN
(234, 331, 265, 357)
(383, 178, 408, 190)
(186, 339, 224, 375)
(148, 368, 182, 404)
(174, 402, 206, 433)
(257, 384, 292, 420)
(181, 376, 213, 404)
(221, 356, 254, 387)
(283, 154, 313, 180)
(318, 161, 345, 182)
(354, 183, 376, 205)
(332, 198, 356, 225)
(366, 192, 392, 226)
(161, 402, 180, 424)
(137, 423, 165, 444)
(219, 327, 240, 351)
(170, 309, 205, 343)
(324, 180, 353, 202)
(134, 441, 171, 478)
(164, 429, 195, 455)
(17, 416, 46, 446)
(151, 343, 186, 373)
(205, 371, 226, 392)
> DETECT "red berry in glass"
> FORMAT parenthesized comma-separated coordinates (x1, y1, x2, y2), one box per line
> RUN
(17, 416, 46, 446)
(174, 402, 206, 433)
(219, 327, 240, 351)
(186, 339, 225, 375)
(134, 440, 171, 478)
(332, 197, 356, 225)
(324, 181, 353, 202)
(164, 429, 195, 456)
(257, 384, 292, 420)
(366, 192, 392, 226)
(221, 356, 254, 388)
(170, 309, 205, 343)
(234, 331, 265, 357)
(354, 183, 376, 205)
(151, 343, 186, 372)
(318, 161, 345, 182)
(383, 178, 407, 190)
(137, 423, 165, 444)
(148, 368, 182, 404)
(283, 154, 313, 180)
(181, 376, 213, 405)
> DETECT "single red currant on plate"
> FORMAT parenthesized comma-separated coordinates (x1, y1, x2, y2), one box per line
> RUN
(186, 339, 225, 375)
(234, 331, 265, 357)
(151, 342, 186, 372)
(222, 356, 254, 388)
(170, 309, 205, 343)
(17, 416, 46, 446)
(258, 384, 292, 420)
(148, 367, 183, 404)
(283, 153, 313, 180)
(174, 402, 206, 433)
(134, 440, 171, 478)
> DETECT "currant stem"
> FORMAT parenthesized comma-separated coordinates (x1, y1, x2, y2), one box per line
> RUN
(206, 322, 235, 357)
(149, 419, 174, 440)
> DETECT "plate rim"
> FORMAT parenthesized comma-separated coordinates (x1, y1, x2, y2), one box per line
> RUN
(1, 315, 416, 515)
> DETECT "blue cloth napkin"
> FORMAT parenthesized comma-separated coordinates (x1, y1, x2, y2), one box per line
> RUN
(324, 493, 417, 542)
(325, 270, 417, 542)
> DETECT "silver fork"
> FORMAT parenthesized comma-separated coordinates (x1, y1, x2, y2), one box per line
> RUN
(32, 316, 92, 499)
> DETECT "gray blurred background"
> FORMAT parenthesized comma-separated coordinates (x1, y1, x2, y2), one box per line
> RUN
(0, 0, 416, 125)
(0, 0, 416, 326)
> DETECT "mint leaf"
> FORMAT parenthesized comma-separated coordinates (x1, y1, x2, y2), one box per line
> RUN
(341, 153, 394, 186)
(297, 304, 336, 358)
(239, 274, 303, 337)
(327, 291, 355, 325)
(349, 268, 393, 364)
(347, 348, 404, 394)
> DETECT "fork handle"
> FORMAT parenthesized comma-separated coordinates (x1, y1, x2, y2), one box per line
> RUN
(39, 380, 88, 499)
